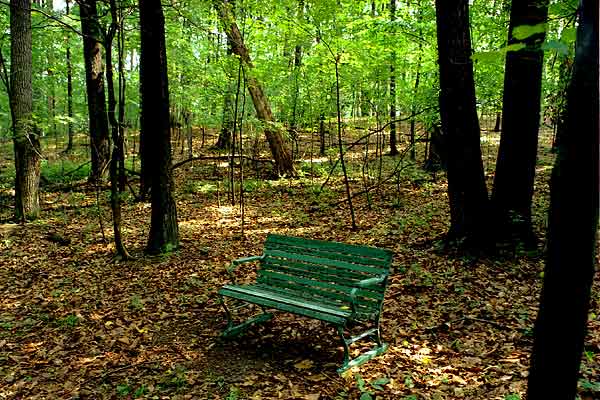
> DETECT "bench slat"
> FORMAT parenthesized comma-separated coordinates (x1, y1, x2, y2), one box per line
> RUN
(266, 249, 388, 275)
(266, 234, 392, 261)
(257, 270, 384, 300)
(262, 259, 377, 287)
(266, 241, 391, 267)
(254, 283, 379, 317)
(219, 285, 350, 325)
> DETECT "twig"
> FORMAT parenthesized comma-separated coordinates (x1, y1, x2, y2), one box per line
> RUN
(426, 316, 513, 332)
(0, 0, 84, 37)
(78, 360, 157, 389)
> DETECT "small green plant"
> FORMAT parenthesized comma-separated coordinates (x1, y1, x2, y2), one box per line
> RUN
(0, 322, 13, 330)
(504, 394, 521, 400)
(580, 379, 600, 392)
(134, 385, 149, 398)
(116, 383, 132, 397)
(158, 365, 187, 390)
(226, 386, 241, 400)
(129, 295, 144, 311)
(58, 314, 79, 328)
(354, 374, 390, 399)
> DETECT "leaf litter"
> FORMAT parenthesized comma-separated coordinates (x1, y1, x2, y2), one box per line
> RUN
(0, 129, 598, 399)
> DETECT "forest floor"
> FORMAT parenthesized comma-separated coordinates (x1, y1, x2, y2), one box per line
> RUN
(0, 123, 598, 400)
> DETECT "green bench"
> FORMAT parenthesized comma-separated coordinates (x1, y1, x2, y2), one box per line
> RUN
(217, 234, 393, 373)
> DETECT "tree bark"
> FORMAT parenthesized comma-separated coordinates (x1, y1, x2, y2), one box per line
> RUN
(434, 0, 489, 246)
(10, 0, 40, 221)
(214, 0, 295, 176)
(388, 0, 398, 156)
(105, 0, 130, 259)
(493, 112, 501, 132)
(492, 0, 549, 246)
(79, 0, 110, 183)
(527, 0, 599, 397)
(290, 0, 304, 137)
(410, 3, 423, 161)
(140, 0, 180, 254)
(64, 0, 74, 153)
(216, 22, 234, 150)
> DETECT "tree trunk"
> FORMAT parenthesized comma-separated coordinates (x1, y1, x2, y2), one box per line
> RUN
(105, 0, 130, 259)
(527, 0, 598, 397)
(215, 28, 234, 150)
(493, 112, 501, 132)
(434, 0, 489, 246)
(10, 0, 41, 221)
(214, 0, 295, 176)
(388, 0, 398, 156)
(64, 0, 74, 153)
(410, 4, 423, 162)
(79, 0, 110, 183)
(492, 0, 549, 246)
(140, 0, 179, 254)
(290, 0, 304, 137)
(319, 112, 326, 156)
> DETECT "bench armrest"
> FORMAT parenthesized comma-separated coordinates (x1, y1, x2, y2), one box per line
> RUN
(226, 255, 264, 284)
(356, 275, 386, 288)
(348, 275, 387, 318)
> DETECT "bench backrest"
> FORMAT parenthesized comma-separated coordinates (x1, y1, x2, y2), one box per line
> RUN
(257, 234, 393, 321)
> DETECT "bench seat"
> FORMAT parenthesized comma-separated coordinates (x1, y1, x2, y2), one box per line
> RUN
(217, 234, 393, 373)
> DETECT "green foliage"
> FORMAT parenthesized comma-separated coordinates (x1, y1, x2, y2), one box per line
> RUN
(116, 383, 133, 397)
(57, 314, 79, 328)
(354, 374, 390, 399)
(512, 23, 548, 40)
(129, 295, 144, 311)
(41, 160, 91, 185)
(158, 365, 187, 390)
(184, 181, 218, 195)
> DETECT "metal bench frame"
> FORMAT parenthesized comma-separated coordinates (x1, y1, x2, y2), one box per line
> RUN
(217, 234, 393, 373)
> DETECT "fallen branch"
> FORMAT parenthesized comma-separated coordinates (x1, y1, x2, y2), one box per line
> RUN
(171, 155, 273, 170)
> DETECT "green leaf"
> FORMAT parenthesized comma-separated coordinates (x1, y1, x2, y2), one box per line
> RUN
(370, 376, 391, 390)
(355, 373, 367, 392)
(542, 40, 569, 55)
(512, 23, 547, 40)
(360, 393, 373, 400)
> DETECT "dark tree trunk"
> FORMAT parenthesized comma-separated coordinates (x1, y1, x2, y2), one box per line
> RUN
(214, 0, 295, 176)
(215, 28, 234, 150)
(552, 56, 573, 152)
(79, 0, 110, 183)
(388, 0, 398, 156)
(492, 0, 549, 246)
(493, 112, 501, 132)
(140, 0, 179, 254)
(105, 0, 130, 259)
(410, 4, 423, 161)
(434, 0, 489, 245)
(423, 125, 446, 172)
(64, 0, 74, 153)
(290, 0, 304, 137)
(10, 0, 41, 221)
(319, 112, 326, 156)
(527, 0, 599, 397)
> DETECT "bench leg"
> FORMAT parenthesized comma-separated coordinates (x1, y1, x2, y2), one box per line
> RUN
(218, 295, 273, 339)
(336, 325, 388, 374)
